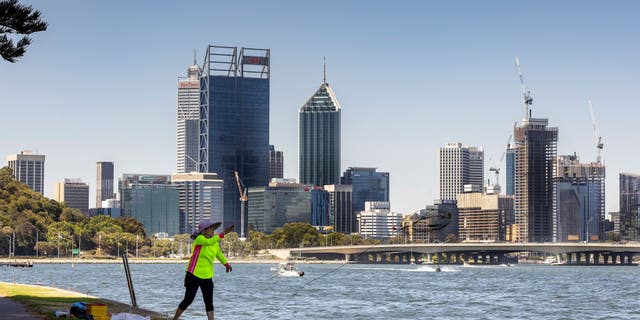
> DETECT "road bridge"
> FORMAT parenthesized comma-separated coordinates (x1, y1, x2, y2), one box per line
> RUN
(286, 243, 640, 265)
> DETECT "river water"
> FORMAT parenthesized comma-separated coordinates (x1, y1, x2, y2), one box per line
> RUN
(1, 263, 639, 319)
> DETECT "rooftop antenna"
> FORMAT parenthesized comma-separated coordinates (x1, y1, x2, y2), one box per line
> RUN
(193, 49, 197, 65)
(323, 56, 326, 84)
(515, 56, 533, 120)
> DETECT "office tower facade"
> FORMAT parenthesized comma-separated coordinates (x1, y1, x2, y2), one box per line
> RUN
(247, 179, 311, 233)
(268, 145, 284, 180)
(54, 178, 90, 214)
(513, 118, 558, 242)
(325, 184, 353, 233)
(551, 155, 605, 242)
(7, 150, 45, 194)
(119, 174, 180, 236)
(619, 173, 640, 241)
(457, 192, 513, 242)
(172, 172, 224, 235)
(402, 200, 459, 243)
(96, 161, 114, 206)
(199, 46, 270, 231)
(299, 78, 341, 187)
(505, 147, 516, 195)
(356, 201, 402, 239)
(341, 167, 390, 217)
(177, 60, 201, 174)
(438, 143, 484, 201)
(311, 187, 330, 227)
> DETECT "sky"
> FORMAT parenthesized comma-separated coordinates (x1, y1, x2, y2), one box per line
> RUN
(1, 1, 639, 214)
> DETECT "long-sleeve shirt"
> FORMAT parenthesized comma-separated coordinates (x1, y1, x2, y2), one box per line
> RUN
(185, 233, 228, 279)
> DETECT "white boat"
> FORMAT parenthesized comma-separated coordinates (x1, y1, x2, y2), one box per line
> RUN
(544, 256, 557, 264)
(273, 262, 304, 277)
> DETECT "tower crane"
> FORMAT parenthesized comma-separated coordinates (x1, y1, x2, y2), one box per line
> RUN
(489, 132, 513, 192)
(234, 171, 248, 239)
(588, 100, 603, 164)
(515, 56, 533, 120)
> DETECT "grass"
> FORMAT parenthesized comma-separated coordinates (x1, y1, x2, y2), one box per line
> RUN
(0, 282, 168, 319)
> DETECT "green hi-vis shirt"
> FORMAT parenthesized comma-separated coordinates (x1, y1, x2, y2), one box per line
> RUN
(185, 234, 228, 279)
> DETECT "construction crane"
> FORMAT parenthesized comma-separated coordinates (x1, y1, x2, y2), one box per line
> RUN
(489, 132, 513, 192)
(588, 100, 603, 164)
(515, 56, 533, 120)
(234, 171, 248, 239)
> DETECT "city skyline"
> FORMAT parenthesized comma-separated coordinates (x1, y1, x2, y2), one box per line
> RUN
(2, 1, 639, 214)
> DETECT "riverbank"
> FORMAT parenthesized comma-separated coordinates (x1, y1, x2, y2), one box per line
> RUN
(0, 282, 166, 319)
(0, 257, 347, 265)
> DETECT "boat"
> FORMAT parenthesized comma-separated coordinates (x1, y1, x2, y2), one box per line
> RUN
(273, 262, 304, 277)
(434, 264, 442, 272)
(543, 256, 557, 264)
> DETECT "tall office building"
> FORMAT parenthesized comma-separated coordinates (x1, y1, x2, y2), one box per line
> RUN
(248, 179, 311, 233)
(199, 46, 270, 231)
(268, 145, 284, 180)
(325, 184, 353, 233)
(7, 150, 45, 194)
(299, 71, 341, 187)
(311, 187, 330, 227)
(341, 167, 390, 217)
(54, 178, 90, 214)
(551, 155, 605, 242)
(438, 143, 484, 201)
(119, 174, 180, 236)
(177, 59, 201, 174)
(96, 161, 114, 206)
(619, 173, 640, 241)
(172, 172, 224, 235)
(513, 118, 558, 242)
(457, 192, 513, 242)
(356, 201, 403, 239)
(505, 146, 516, 195)
(402, 200, 459, 243)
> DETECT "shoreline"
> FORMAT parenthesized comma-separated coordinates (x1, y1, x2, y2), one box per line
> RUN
(0, 257, 347, 265)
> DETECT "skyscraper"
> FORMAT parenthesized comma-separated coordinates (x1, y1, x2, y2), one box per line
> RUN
(325, 184, 353, 233)
(199, 46, 270, 231)
(54, 178, 90, 214)
(341, 167, 390, 216)
(177, 58, 201, 174)
(438, 143, 484, 201)
(619, 173, 640, 241)
(505, 146, 516, 195)
(514, 118, 558, 242)
(552, 155, 605, 242)
(7, 150, 45, 194)
(268, 145, 284, 180)
(299, 68, 341, 187)
(247, 179, 311, 233)
(96, 161, 114, 206)
(172, 172, 224, 235)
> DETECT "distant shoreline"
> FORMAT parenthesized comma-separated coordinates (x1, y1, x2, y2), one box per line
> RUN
(0, 257, 346, 265)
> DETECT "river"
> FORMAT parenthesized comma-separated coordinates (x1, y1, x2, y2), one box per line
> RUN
(1, 263, 639, 319)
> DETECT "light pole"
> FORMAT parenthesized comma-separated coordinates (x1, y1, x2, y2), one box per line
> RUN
(135, 235, 139, 258)
(5, 235, 11, 258)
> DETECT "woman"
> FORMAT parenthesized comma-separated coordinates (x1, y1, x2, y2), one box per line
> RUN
(172, 221, 234, 320)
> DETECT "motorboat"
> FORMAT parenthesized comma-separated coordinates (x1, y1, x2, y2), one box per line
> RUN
(544, 256, 557, 264)
(273, 262, 304, 277)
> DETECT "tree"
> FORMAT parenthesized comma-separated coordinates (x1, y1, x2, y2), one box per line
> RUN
(0, 0, 47, 62)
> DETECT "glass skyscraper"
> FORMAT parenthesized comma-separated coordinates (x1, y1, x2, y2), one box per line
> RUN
(177, 60, 201, 174)
(96, 161, 114, 206)
(620, 173, 640, 241)
(247, 180, 311, 234)
(299, 79, 341, 187)
(341, 167, 390, 216)
(199, 46, 270, 231)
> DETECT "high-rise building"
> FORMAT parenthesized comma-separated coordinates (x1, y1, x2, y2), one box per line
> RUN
(299, 72, 341, 187)
(551, 155, 605, 242)
(54, 178, 90, 214)
(172, 172, 224, 235)
(402, 200, 459, 243)
(96, 161, 114, 206)
(119, 174, 180, 236)
(514, 118, 558, 242)
(356, 201, 402, 239)
(325, 184, 353, 233)
(341, 167, 390, 218)
(247, 179, 311, 233)
(457, 192, 513, 242)
(199, 46, 270, 231)
(311, 187, 330, 227)
(619, 173, 640, 241)
(505, 146, 516, 195)
(177, 59, 201, 174)
(268, 145, 284, 180)
(438, 143, 484, 201)
(7, 150, 45, 194)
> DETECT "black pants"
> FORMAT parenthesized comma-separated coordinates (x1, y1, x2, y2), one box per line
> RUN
(178, 272, 214, 312)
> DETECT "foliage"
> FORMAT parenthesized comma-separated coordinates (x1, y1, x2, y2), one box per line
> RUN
(0, 0, 48, 62)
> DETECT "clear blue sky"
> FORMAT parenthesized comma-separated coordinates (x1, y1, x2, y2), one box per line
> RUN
(1, 1, 639, 214)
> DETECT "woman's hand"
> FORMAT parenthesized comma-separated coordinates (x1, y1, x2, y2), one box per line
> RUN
(222, 225, 235, 236)
(224, 263, 232, 273)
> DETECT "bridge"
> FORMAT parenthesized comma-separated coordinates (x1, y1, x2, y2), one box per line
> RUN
(286, 243, 640, 265)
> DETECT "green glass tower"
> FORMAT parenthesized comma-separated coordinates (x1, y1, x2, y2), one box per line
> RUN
(299, 76, 341, 187)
